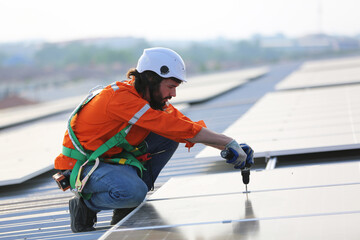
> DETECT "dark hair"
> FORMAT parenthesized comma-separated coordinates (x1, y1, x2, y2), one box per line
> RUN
(126, 68, 182, 96)
(126, 68, 163, 97)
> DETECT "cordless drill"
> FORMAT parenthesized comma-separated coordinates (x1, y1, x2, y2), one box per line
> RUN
(221, 148, 250, 192)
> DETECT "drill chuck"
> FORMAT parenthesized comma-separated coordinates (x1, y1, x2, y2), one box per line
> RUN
(241, 169, 250, 184)
(220, 149, 232, 159)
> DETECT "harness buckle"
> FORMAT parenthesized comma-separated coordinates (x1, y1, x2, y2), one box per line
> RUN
(74, 158, 100, 193)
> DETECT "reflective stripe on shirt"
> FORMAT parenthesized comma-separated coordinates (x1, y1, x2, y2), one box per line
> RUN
(128, 104, 150, 125)
(111, 82, 119, 91)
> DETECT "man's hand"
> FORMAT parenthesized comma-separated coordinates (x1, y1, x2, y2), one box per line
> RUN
(224, 140, 254, 169)
(239, 143, 254, 169)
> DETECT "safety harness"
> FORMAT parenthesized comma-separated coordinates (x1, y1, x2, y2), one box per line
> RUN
(62, 85, 149, 200)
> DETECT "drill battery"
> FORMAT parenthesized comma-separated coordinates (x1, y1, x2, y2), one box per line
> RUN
(52, 170, 71, 191)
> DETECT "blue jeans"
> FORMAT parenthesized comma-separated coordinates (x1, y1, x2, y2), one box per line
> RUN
(80, 132, 179, 212)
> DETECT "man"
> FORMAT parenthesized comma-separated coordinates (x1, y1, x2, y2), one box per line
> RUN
(54, 47, 254, 232)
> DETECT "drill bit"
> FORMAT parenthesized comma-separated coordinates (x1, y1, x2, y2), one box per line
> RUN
(241, 168, 250, 193)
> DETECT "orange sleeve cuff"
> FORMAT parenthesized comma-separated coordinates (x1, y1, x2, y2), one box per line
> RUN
(184, 119, 207, 151)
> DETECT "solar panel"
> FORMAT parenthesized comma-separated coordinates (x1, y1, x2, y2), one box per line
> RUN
(150, 161, 360, 200)
(276, 56, 360, 90)
(300, 56, 360, 72)
(197, 84, 360, 159)
(276, 66, 360, 90)
(0, 96, 83, 130)
(172, 67, 268, 104)
(0, 115, 66, 186)
(102, 213, 360, 240)
(100, 161, 360, 240)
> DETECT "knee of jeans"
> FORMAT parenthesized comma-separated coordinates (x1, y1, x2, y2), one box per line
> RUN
(109, 182, 147, 207)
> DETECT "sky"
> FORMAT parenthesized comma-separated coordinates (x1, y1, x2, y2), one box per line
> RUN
(0, 0, 359, 43)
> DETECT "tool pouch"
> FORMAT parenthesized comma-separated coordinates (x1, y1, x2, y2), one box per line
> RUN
(52, 170, 71, 191)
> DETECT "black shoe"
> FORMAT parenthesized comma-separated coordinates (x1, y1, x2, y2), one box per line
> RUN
(110, 207, 136, 225)
(69, 197, 97, 233)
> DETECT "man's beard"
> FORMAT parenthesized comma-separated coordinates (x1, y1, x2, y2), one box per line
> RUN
(149, 87, 171, 111)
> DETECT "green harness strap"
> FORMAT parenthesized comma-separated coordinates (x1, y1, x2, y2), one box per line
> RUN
(63, 88, 147, 200)
(66, 129, 146, 200)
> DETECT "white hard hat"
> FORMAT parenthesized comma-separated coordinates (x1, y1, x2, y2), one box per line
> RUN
(136, 47, 187, 82)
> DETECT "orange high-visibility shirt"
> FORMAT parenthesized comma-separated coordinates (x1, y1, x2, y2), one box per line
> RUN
(54, 80, 206, 170)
